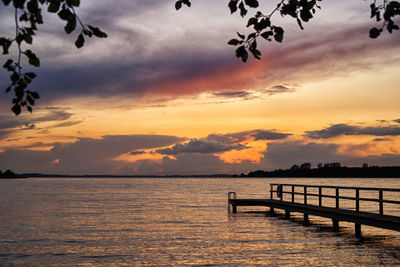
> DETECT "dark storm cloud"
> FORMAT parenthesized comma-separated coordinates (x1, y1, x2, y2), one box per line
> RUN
(155, 138, 247, 155)
(305, 124, 400, 139)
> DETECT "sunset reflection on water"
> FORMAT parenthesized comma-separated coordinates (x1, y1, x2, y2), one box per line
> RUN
(1, 178, 400, 266)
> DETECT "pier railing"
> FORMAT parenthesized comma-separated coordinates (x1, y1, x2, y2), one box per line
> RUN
(270, 183, 400, 216)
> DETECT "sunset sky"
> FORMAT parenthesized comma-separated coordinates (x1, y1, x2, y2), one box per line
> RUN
(0, 0, 399, 175)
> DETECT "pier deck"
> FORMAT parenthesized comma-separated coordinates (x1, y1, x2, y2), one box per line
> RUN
(228, 184, 400, 237)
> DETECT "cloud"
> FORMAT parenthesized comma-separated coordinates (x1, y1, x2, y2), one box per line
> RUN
(305, 124, 400, 139)
(155, 138, 247, 155)
(152, 154, 259, 175)
(130, 150, 146, 155)
(0, 148, 57, 173)
(0, 108, 74, 140)
(261, 140, 400, 170)
(261, 141, 343, 169)
(213, 90, 252, 99)
(373, 137, 391, 142)
(2, 2, 398, 108)
(250, 130, 293, 141)
(205, 129, 292, 145)
(394, 119, 400, 124)
(263, 85, 296, 96)
(0, 134, 184, 174)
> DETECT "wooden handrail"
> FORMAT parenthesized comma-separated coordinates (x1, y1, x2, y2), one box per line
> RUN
(270, 183, 400, 192)
(269, 183, 400, 216)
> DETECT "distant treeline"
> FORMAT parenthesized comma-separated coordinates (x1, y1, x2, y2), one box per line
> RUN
(0, 169, 19, 178)
(244, 163, 400, 178)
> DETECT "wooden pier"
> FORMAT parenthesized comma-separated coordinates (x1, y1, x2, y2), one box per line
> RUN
(228, 184, 400, 237)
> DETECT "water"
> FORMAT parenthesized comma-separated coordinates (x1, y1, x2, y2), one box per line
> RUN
(1, 178, 400, 266)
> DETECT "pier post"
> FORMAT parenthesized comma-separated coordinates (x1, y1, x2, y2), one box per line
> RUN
(303, 214, 309, 226)
(232, 204, 237, 214)
(355, 223, 361, 238)
(319, 187, 322, 207)
(336, 188, 339, 209)
(292, 185, 295, 203)
(270, 207, 275, 214)
(285, 210, 290, 219)
(332, 219, 339, 232)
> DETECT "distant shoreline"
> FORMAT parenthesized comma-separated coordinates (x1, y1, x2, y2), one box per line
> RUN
(2, 164, 400, 179)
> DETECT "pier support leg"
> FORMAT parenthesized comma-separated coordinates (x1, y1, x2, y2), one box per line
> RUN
(303, 214, 309, 226)
(332, 220, 339, 232)
(355, 224, 361, 238)
(232, 204, 237, 214)
(270, 207, 275, 215)
(285, 210, 290, 219)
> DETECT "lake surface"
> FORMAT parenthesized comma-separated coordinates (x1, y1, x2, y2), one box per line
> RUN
(1, 177, 400, 266)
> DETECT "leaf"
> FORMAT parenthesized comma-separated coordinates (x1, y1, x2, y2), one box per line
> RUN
(228, 0, 238, 14)
(247, 17, 257, 27)
(260, 31, 273, 40)
(227, 39, 240, 45)
(273, 26, 284, 42)
(237, 32, 245, 39)
(2, 0, 12, 5)
(369, 27, 381, 38)
(25, 72, 36, 79)
(11, 104, 21, 115)
(88, 25, 107, 38)
(235, 45, 248, 62)
(0, 38, 12, 54)
(175, 1, 182, 10)
(64, 16, 76, 34)
(297, 18, 304, 30)
(3, 59, 13, 69)
(24, 33, 33, 44)
(58, 8, 71, 21)
(238, 2, 247, 17)
(27, 0, 38, 13)
(26, 94, 34, 105)
(67, 0, 80, 7)
(11, 72, 19, 82)
(182, 0, 191, 7)
(12, 0, 24, 9)
(75, 33, 84, 48)
(30, 91, 40, 99)
(27, 106, 33, 113)
(25, 49, 40, 67)
(48, 1, 60, 13)
(300, 9, 313, 22)
(244, 0, 258, 8)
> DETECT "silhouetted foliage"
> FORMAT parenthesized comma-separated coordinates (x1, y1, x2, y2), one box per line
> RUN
(245, 163, 400, 178)
(1, 0, 399, 115)
(176, 0, 400, 62)
(1, 0, 106, 115)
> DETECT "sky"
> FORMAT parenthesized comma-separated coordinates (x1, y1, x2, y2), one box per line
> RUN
(0, 0, 399, 175)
